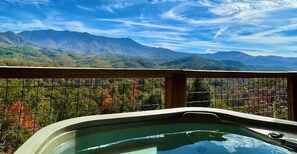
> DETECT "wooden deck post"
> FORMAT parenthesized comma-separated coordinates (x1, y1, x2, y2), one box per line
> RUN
(165, 73, 187, 108)
(288, 75, 297, 121)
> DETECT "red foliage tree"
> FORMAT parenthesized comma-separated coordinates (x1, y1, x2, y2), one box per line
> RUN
(99, 89, 113, 114)
(5, 101, 38, 130)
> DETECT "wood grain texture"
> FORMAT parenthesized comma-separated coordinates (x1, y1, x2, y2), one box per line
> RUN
(0, 67, 296, 78)
(288, 75, 297, 121)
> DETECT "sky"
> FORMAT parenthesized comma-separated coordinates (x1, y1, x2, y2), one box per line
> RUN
(1, 0, 297, 57)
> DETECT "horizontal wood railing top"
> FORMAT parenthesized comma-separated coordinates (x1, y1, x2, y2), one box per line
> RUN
(0, 66, 297, 78)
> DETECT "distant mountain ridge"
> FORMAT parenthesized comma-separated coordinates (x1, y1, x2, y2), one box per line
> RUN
(0, 31, 33, 46)
(0, 30, 296, 70)
(19, 30, 186, 59)
(198, 51, 297, 70)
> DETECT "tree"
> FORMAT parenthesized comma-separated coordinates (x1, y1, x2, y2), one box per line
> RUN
(187, 78, 211, 107)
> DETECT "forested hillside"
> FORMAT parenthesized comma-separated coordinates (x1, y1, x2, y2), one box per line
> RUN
(0, 46, 247, 70)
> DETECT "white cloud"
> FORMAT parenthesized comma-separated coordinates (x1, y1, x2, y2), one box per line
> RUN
(146, 38, 264, 53)
(197, 0, 216, 7)
(161, 9, 187, 21)
(99, 18, 189, 31)
(133, 30, 188, 42)
(159, 0, 297, 51)
(149, 42, 183, 51)
(252, 23, 297, 36)
(210, 2, 251, 16)
(211, 134, 289, 153)
(43, 20, 129, 37)
(5, 0, 51, 6)
(210, 0, 297, 17)
(227, 23, 297, 46)
(0, 20, 45, 32)
(97, 2, 133, 13)
(161, 2, 270, 26)
(76, 1, 138, 14)
(76, 5, 94, 11)
(161, 2, 199, 21)
(233, 35, 297, 44)
(161, 0, 297, 27)
(140, 36, 297, 57)
(214, 27, 229, 39)
(150, 0, 190, 4)
(0, 18, 129, 38)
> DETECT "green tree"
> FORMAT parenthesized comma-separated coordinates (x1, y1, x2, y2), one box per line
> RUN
(187, 78, 211, 107)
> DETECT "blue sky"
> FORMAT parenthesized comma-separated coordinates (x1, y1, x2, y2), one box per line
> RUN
(1, 0, 297, 57)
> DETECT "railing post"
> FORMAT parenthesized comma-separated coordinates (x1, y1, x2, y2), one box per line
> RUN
(165, 73, 187, 108)
(165, 76, 173, 108)
(288, 75, 297, 121)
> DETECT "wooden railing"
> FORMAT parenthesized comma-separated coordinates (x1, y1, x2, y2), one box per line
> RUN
(0, 67, 297, 153)
(0, 67, 296, 120)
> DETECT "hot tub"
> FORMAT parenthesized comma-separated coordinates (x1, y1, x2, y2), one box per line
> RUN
(16, 107, 297, 154)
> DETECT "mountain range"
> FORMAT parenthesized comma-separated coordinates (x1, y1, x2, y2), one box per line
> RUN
(19, 30, 186, 59)
(198, 51, 297, 70)
(0, 30, 296, 70)
(0, 31, 32, 46)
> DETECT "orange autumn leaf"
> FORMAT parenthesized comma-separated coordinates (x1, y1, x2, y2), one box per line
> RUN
(101, 89, 112, 108)
(6, 101, 38, 130)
